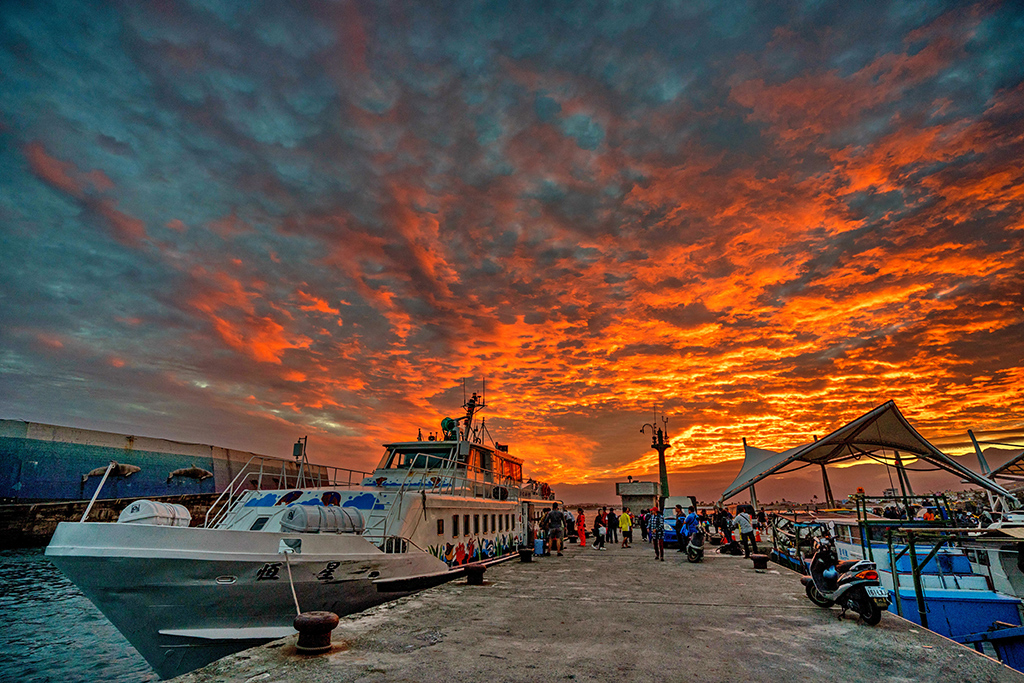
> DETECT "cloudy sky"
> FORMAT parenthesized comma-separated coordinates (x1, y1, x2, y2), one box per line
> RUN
(1, 0, 1022, 503)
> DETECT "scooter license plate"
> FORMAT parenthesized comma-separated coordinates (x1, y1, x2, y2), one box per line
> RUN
(866, 586, 889, 604)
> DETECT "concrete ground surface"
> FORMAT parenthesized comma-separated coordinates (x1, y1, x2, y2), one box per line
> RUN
(173, 539, 1024, 683)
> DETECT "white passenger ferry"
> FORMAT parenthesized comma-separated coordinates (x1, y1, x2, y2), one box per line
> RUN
(46, 394, 551, 679)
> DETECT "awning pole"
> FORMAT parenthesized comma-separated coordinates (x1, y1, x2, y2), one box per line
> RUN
(820, 464, 835, 508)
(894, 450, 914, 514)
(749, 484, 759, 512)
(969, 429, 998, 511)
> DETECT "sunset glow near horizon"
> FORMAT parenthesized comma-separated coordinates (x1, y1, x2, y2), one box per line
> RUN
(1, 1, 1023, 502)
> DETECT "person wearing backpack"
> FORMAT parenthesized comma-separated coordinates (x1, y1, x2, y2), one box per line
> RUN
(544, 502, 567, 556)
(732, 508, 758, 558)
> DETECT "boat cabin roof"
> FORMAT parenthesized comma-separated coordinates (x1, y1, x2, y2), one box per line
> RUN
(382, 440, 523, 465)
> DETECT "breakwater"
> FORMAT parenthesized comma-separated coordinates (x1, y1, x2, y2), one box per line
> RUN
(0, 493, 218, 548)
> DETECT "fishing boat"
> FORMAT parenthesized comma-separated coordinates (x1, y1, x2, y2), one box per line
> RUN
(46, 394, 550, 679)
(769, 507, 1024, 670)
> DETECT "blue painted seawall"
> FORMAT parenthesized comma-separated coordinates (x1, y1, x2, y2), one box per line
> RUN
(0, 420, 293, 502)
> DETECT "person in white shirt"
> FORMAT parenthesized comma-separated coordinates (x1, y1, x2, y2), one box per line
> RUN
(732, 508, 758, 558)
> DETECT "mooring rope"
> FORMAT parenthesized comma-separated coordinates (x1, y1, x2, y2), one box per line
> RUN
(282, 551, 301, 616)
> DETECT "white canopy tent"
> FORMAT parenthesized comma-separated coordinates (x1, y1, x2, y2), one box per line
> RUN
(720, 400, 1017, 504)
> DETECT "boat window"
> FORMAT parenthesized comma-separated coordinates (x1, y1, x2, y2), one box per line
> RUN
(378, 446, 453, 469)
(464, 514, 470, 536)
(482, 515, 488, 533)
(375, 448, 395, 469)
(452, 515, 459, 538)
(437, 519, 444, 536)
(507, 514, 512, 530)
(398, 448, 452, 469)
(505, 462, 522, 481)
(473, 448, 492, 474)
(474, 514, 480, 534)
(491, 514, 496, 532)
(498, 514, 503, 532)
(249, 516, 270, 531)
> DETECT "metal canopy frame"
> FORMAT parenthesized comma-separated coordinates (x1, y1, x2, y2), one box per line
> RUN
(720, 400, 1017, 503)
(987, 448, 1024, 482)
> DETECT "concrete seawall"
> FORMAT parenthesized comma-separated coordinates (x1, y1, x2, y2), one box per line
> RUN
(171, 538, 1024, 682)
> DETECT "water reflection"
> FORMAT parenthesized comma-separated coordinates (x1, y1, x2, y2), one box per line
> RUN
(0, 548, 158, 683)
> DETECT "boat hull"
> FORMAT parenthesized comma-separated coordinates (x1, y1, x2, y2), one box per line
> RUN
(46, 521, 451, 679)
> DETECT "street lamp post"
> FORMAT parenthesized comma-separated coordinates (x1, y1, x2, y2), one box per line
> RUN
(641, 418, 670, 511)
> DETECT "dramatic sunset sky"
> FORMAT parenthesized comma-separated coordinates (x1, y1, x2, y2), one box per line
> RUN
(1, 1, 1022, 503)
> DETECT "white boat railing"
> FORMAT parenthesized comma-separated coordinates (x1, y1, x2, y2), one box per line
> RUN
(204, 455, 369, 528)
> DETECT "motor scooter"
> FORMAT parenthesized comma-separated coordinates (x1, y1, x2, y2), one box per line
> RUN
(686, 529, 705, 563)
(799, 535, 890, 624)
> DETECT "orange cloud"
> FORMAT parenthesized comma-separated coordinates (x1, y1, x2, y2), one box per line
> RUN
(189, 268, 312, 364)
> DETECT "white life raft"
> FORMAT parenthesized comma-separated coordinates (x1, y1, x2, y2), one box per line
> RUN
(117, 499, 192, 527)
(280, 505, 364, 534)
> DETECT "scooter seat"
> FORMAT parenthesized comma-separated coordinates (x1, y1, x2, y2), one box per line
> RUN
(836, 560, 859, 573)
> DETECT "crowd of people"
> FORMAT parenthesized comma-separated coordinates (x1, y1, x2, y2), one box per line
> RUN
(534, 502, 769, 560)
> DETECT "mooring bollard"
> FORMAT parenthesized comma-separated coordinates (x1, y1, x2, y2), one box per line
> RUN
(464, 563, 486, 585)
(294, 611, 339, 653)
(518, 547, 533, 563)
(751, 554, 769, 570)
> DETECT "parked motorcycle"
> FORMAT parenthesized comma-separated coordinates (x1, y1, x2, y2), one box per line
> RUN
(799, 535, 890, 624)
(686, 529, 705, 563)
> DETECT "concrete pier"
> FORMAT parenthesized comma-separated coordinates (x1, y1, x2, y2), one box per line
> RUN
(172, 540, 1024, 682)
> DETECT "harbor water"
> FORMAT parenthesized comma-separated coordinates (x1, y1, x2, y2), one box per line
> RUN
(0, 548, 158, 683)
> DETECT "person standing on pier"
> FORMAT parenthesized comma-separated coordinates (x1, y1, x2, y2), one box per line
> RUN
(619, 508, 632, 548)
(593, 512, 606, 550)
(679, 506, 699, 553)
(714, 507, 733, 544)
(544, 503, 566, 556)
(732, 507, 758, 558)
(673, 504, 685, 552)
(648, 506, 665, 560)
(608, 509, 619, 544)
(576, 508, 587, 547)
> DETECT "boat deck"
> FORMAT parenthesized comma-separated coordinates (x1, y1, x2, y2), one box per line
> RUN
(169, 539, 1023, 682)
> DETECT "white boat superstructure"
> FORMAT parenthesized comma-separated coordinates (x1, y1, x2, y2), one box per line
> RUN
(961, 512, 1024, 599)
(46, 394, 550, 679)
